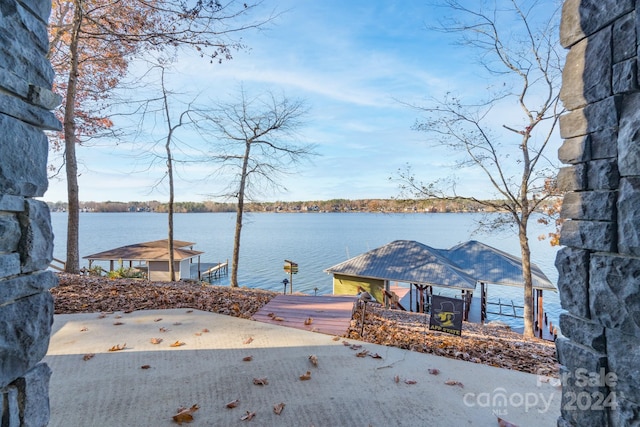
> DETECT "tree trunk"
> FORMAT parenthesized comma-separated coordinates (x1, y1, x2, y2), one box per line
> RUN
(63, 2, 83, 274)
(231, 141, 252, 287)
(519, 217, 534, 337)
(167, 152, 175, 282)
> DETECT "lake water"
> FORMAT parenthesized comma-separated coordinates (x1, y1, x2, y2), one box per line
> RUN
(50, 211, 563, 328)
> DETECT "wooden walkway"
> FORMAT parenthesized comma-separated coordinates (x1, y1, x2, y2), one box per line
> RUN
(252, 295, 358, 336)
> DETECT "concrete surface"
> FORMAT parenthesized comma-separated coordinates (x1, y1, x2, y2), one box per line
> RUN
(44, 309, 561, 426)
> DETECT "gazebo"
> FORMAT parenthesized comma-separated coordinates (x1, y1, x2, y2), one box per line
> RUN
(324, 240, 556, 333)
(83, 239, 203, 282)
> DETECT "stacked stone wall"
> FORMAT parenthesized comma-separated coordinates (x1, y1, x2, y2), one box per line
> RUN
(557, 0, 640, 425)
(0, 0, 61, 425)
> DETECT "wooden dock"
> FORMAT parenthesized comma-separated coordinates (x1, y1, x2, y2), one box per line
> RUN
(252, 295, 358, 336)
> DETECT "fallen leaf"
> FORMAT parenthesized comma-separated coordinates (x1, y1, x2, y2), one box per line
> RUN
(299, 371, 311, 381)
(273, 402, 285, 415)
(83, 353, 95, 361)
(226, 399, 239, 409)
(170, 341, 185, 347)
(80, 327, 88, 332)
(108, 343, 126, 352)
(242, 355, 253, 362)
(98, 314, 107, 319)
(240, 411, 255, 421)
(253, 377, 268, 386)
(342, 341, 351, 346)
(173, 322, 182, 326)
(350, 344, 363, 350)
(309, 355, 318, 366)
(243, 337, 254, 344)
(444, 379, 464, 388)
(394, 375, 400, 383)
(404, 379, 417, 385)
(154, 318, 163, 322)
(332, 336, 340, 341)
(497, 417, 519, 427)
(141, 365, 151, 369)
(428, 368, 440, 375)
(150, 337, 163, 344)
(173, 404, 199, 424)
(273, 316, 285, 321)
(202, 328, 210, 333)
(356, 350, 369, 358)
(113, 321, 124, 326)
(159, 327, 169, 333)
(115, 315, 122, 319)
(369, 353, 382, 359)
(195, 332, 202, 336)
(186, 310, 193, 313)
(304, 317, 313, 325)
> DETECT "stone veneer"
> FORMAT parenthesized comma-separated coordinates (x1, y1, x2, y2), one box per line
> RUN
(0, 1, 61, 425)
(556, 0, 640, 425)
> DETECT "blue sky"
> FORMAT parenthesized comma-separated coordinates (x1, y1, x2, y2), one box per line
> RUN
(43, 0, 562, 204)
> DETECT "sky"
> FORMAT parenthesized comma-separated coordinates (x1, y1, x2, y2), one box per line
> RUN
(43, 0, 562, 204)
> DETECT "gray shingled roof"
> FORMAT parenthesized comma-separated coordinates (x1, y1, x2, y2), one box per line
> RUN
(324, 240, 556, 291)
(440, 240, 556, 290)
(325, 240, 477, 290)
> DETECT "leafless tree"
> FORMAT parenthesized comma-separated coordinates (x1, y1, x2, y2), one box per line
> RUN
(396, 0, 563, 337)
(204, 87, 316, 287)
(48, 0, 275, 273)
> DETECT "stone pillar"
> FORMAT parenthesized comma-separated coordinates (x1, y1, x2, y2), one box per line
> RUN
(0, 1, 61, 426)
(557, 1, 640, 425)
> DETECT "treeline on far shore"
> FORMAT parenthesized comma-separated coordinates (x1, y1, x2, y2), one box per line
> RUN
(46, 198, 508, 214)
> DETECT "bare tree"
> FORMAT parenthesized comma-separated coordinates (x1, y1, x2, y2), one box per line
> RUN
(396, 0, 563, 337)
(48, 0, 274, 273)
(205, 88, 316, 287)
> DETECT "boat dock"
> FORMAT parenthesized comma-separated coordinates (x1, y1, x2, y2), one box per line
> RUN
(193, 261, 229, 282)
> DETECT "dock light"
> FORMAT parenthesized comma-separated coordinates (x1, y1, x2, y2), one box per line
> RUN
(282, 278, 289, 294)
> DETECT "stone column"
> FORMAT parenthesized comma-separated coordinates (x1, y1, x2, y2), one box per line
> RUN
(557, 1, 640, 426)
(0, 1, 61, 425)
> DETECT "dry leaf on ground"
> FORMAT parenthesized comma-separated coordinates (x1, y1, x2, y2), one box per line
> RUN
(253, 377, 268, 385)
(444, 379, 464, 388)
(404, 379, 417, 385)
(309, 355, 318, 366)
(159, 327, 169, 332)
(141, 365, 151, 369)
(299, 371, 311, 381)
(243, 356, 253, 362)
(154, 318, 163, 322)
(226, 399, 239, 409)
(273, 402, 285, 415)
(428, 368, 440, 375)
(243, 337, 254, 344)
(240, 411, 255, 421)
(304, 317, 313, 325)
(108, 343, 126, 352)
(170, 341, 185, 347)
(497, 417, 519, 427)
(80, 327, 88, 332)
(150, 338, 163, 344)
(356, 350, 369, 358)
(83, 353, 95, 361)
(172, 404, 199, 425)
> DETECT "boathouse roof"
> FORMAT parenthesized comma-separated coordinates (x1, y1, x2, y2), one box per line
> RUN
(324, 240, 556, 291)
(83, 239, 203, 262)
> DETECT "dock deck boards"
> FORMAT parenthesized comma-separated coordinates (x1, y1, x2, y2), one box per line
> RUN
(252, 295, 358, 336)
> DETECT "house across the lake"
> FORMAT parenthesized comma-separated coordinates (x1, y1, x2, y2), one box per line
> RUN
(83, 239, 226, 282)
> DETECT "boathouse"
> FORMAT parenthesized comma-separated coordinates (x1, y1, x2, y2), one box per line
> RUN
(324, 240, 556, 333)
(83, 239, 203, 281)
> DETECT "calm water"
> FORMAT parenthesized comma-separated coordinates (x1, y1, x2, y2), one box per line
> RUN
(50, 211, 563, 328)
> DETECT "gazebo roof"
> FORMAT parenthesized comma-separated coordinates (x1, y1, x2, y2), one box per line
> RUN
(83, 239, 203, 262)
(324, 239, 556, 291)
